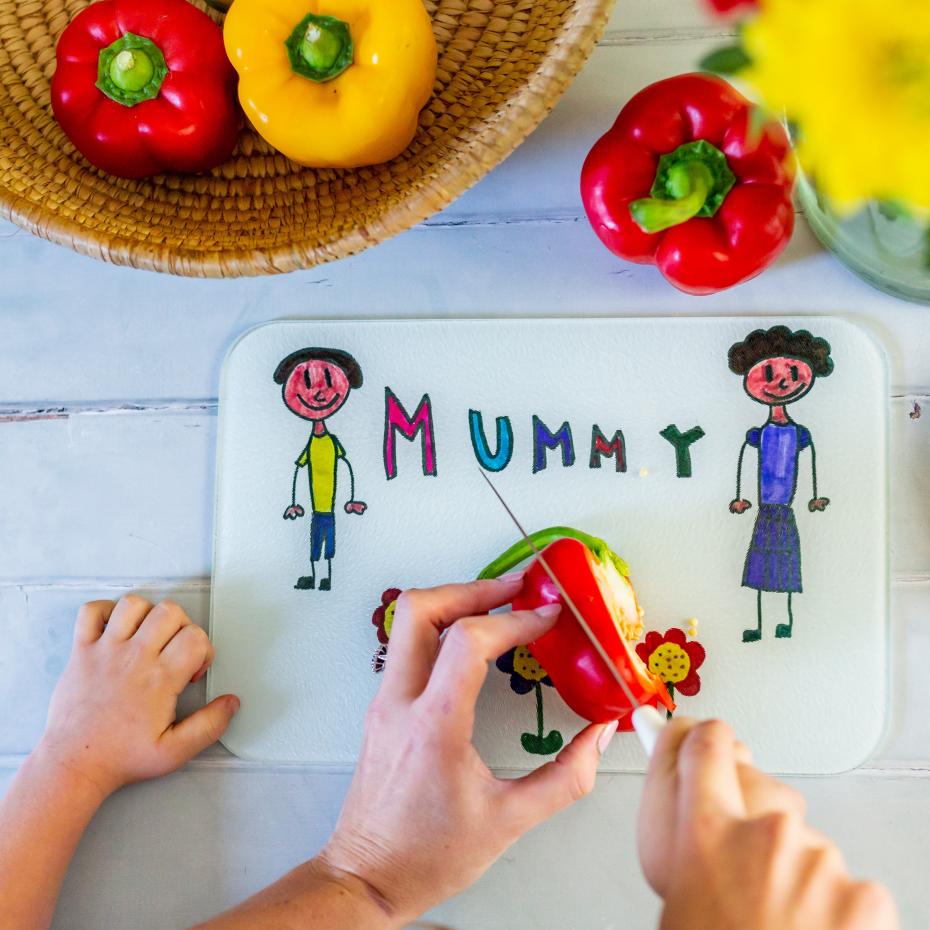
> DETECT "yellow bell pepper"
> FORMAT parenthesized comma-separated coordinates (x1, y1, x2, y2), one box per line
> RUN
(224, 0, 437, 168)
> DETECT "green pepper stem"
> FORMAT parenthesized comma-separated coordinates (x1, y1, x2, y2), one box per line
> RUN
(629, 162, 714, 234)
(113, 50, 151, 90)
(300, 22, 343, 72)
(477, 526, 629, 580)
(285, 13, 354, 83)
(96, 33, 167, 107)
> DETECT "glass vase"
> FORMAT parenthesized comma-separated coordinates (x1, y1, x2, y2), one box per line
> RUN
(796, 171, 930, 305)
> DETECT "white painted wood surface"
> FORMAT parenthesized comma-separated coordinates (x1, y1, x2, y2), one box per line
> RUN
(0, 0, 928, 926)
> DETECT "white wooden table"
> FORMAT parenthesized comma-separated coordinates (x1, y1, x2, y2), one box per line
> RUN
(1, 1, 928, 926)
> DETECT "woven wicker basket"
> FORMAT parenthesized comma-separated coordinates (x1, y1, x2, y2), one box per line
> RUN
(0, 0, 613, 277)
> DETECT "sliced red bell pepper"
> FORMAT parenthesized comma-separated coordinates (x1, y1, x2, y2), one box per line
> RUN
(478, 528, 674, 727)
(51, 0, 239, 179)
(581, 73, 795, 295)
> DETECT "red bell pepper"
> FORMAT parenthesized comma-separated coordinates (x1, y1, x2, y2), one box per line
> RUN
(705, 0, 757, 13)
(478, 528, 674, 728)
(51, 0, 239, 179)
(581, 73, 795, 295)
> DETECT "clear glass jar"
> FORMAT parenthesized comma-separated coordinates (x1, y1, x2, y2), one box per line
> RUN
(796, 172, 930, 305)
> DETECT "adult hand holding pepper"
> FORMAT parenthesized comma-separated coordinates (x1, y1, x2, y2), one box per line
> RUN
(51, 0, 239, 179)
(190, 577, 615, 928)
(581, 73, 795, 295)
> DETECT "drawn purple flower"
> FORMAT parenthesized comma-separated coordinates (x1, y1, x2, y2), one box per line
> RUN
(496, 647, 562, 756)
(496, 646, 555, 694)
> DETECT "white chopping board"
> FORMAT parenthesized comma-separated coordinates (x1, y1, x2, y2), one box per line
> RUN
(209, 317, 888, 774)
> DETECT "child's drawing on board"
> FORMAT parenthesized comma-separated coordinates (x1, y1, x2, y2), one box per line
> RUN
(728, 327, 833, 643)
(275, 347, 367, 591)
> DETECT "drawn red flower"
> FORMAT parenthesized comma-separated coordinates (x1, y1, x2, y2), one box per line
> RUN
(371, 588, 402, 673)
(636, 628, 706, 697)
(373, 588, 401, 644)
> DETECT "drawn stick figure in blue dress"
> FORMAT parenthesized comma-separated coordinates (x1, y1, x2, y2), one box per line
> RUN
(728, 327, 834, 643)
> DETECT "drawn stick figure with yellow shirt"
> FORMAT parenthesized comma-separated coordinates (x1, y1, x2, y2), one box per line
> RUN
(275, 347, 367, 591)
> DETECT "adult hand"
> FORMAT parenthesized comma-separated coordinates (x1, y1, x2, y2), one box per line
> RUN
(809, 497, 830, 512)
(729, 498, 752, 514)
(638, 718, 899, 930)
(319, 577, 618, 924)
(283, 504, 305, 520)
(344, 500, 367, 515)
(40, 596, 239, 799)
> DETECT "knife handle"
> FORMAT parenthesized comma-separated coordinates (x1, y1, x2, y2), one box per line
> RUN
(632, 704, 667, 758)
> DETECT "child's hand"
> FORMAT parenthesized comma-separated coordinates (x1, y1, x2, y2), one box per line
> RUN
(317, 577, 615, 925)
(39, 596, 239, 800)
(729, 498, 752, 514)
(638, 719, 899, 930)
(283, 504, 305, 520)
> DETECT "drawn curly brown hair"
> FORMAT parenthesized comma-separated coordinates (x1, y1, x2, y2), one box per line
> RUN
(728, 326, 834, 377)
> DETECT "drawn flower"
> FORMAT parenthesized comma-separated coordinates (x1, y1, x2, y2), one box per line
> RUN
(496, 647, 562, 755)
(371, 588, 402, 673)
(636, 628, 706, 698)
(496, 646, 554, 694)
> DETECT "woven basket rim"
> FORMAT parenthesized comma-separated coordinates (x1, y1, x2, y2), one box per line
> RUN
(0, 0, 614, 277)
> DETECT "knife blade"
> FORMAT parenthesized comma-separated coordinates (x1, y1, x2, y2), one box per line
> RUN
(478, 470, 666, 757)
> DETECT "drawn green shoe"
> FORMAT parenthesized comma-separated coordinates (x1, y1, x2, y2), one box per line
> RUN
(295, 576, 315, 589)
(742, 628, 762, 643)
(775, 623, 792, 638)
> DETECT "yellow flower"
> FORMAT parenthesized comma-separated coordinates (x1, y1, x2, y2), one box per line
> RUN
(744, 0, 930, 212)
(647, 642, 692, 685)
(383, 600, 397, 638)
(512, 646, 550, 683)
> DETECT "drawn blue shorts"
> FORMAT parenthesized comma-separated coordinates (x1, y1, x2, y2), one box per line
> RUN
(310, 511, 336, 561)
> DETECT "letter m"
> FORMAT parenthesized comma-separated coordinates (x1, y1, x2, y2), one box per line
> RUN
(590, 426, 626, 472)
(383, 387, 438, 480)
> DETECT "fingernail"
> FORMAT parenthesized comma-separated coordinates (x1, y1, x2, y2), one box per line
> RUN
(227, 696, 241, 713)
(597, 720, 619, 755)
(534, 603, 561, 619)
(497, 570, 525, 584)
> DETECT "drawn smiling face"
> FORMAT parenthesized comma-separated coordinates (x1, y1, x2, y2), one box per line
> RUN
(283, 359, 351, 421)
(744, 355, 815, 407)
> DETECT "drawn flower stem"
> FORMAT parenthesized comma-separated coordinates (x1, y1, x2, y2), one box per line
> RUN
(666, 682, 675, 720)
(520, 681, 564, 756)
(534, 680, 545, 740)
